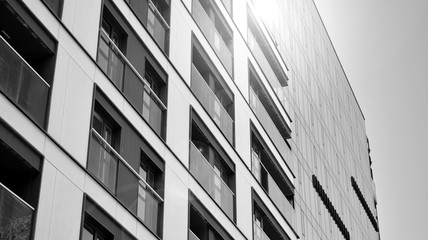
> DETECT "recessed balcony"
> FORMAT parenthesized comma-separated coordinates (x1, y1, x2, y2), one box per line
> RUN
(249, 86, 292, 169)
(191, 64, 234, 144)
(88, 129, 163, 234)
(97, 29, 167, 138)
(0, 36, 50, 127)
(192, 0, 233, 76)
(251, 151, 295, 229)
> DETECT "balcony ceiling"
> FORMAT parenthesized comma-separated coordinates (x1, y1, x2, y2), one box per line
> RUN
(0, 1, 53, 61)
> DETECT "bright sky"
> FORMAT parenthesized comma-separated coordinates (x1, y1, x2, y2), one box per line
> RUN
(313, 0, 428, 239)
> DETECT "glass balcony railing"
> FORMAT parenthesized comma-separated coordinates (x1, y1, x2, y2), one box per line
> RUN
(0, 35, 50, 127)
(137, 178, 162, 234)
(248, 29, 291, 125)
(192, 0, 233, 76)
(189, 142, 234, 219)
(147, 0, 170, 52)
(142, 84, 164, 136)
(88, 129, 119, 193)
(191, 64, 234, 143)
(253, 222, 270, 240)
(0, 182, 35, 240)
(188, 230, 200, 240)
(88, 129, 163, 234)
(251, 151, 296, 229)
(249, 87, 293, 170)
(97, 30, 167, 137)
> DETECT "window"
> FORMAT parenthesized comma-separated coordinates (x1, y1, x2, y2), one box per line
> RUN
(82, 215, 113, 240)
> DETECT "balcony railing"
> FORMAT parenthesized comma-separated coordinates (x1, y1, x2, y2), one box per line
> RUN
(0, 182, 35, 240)
(248, 29, 290, 122)
(253, 222, 270, 240)
(192, 0, 233, 76)
(97, 29, 167, 137)
(249, 87, 292, 170)
(147, 0, 170, 52)
(0, 35, 50, 127)
(191, 64, 234, 143)
(189, 142, 234, 219)
(88, 129, 163, 234)
(251, 151, 296, 229)
(137, 178, 162, 233)
(188, 229, 200, 240)
(88, 129, 120, 193)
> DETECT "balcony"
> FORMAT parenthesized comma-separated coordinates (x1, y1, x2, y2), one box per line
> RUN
(251, 151, 295, 229)
(0, 182, 35, 240)
(189, 142, 234, 220)
(147, 0, 170, 53)
(191, 64, 233, 144)
(253, 222, 270, 240)
(192, 0, 233, 76)
(248, 29, 289, 115)
(188, 229, 200, 240)
(88, 129, 163, 234)
(97, 30, 167, 137)
(249, 87, 292, 170)
(0, 35, 50, 127)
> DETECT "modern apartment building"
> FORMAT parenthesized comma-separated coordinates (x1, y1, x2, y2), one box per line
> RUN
(0, 0, 380, 239)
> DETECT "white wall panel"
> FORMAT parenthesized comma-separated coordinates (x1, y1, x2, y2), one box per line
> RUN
(33, 161, 56, 240)
(44, 138, 86, 189)
(165, 76, 190, 166)
(0, 95, 46, 152)
(234, 96, 251, 167)
(62, 0, 77, 30)
(48, 46, 70, 141)
(163, 165, 189, 240)
(115, 203, 138, 236)
(69, 0, 102, 58)
(48, 171, 84, 240)
(58, 26, 97, 80)
(84, 174, 117, 218)
(136, 223, 159, 240)
(169, 2, 192, 84)
(60, 59, 93, 166)
(235, 166, 253, 239)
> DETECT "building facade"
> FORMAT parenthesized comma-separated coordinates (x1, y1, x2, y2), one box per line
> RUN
(0, 0, 380, 239)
